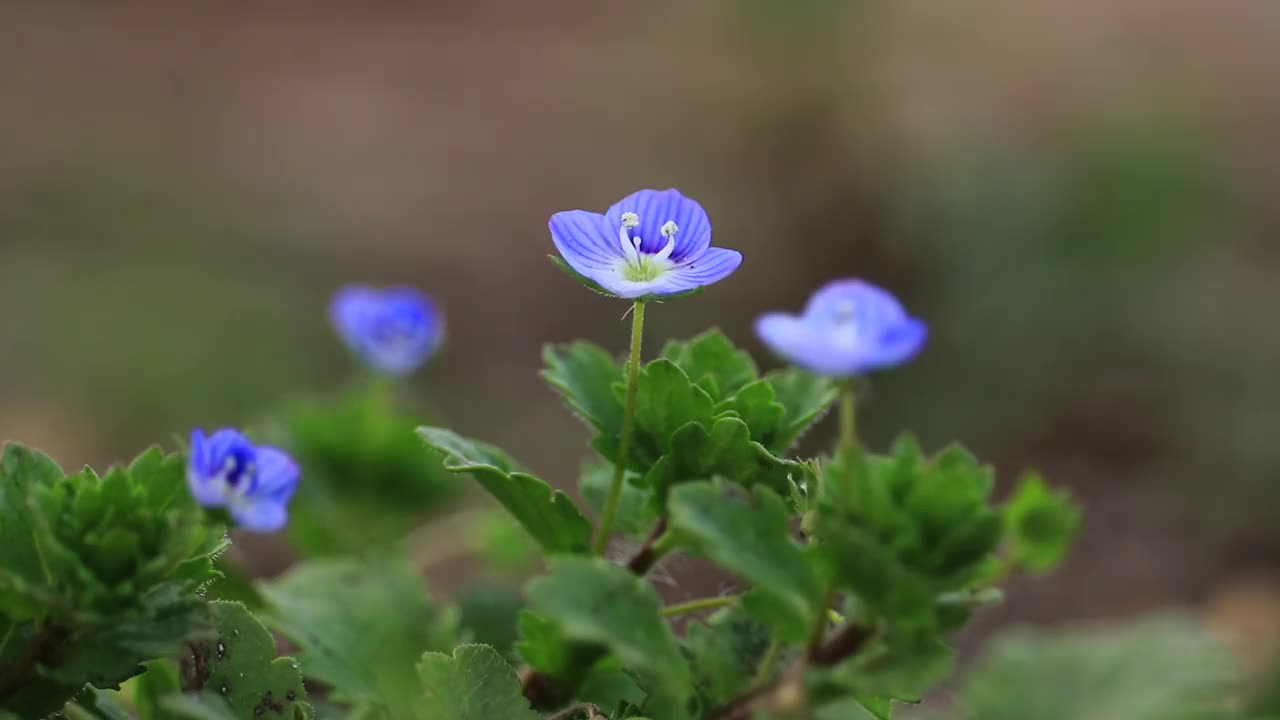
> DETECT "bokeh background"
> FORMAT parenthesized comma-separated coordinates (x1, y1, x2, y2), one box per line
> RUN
(2, 0, 1277, 705)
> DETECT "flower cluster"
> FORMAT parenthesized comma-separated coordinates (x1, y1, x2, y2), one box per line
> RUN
(183, 187, 927, 532)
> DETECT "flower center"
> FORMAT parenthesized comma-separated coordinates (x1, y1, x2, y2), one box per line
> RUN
(617, 212, 678, 282)
(217, 449, 257, 493)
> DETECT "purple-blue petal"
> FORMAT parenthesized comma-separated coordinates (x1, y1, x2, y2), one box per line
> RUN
(330, 285, 444, 375)
(230, 501, 288, 533)
(604, 188, 711, 260)
(549, 210, 621, 275)
(755, 278, 927, 377)
(253, 446, 300, 504)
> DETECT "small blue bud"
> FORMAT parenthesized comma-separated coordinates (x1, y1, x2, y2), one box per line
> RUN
(187, 428, 299, 532)
(549, 188, 742, 299)
(756, 279, 927, 377)
(330, 285, 444, 376)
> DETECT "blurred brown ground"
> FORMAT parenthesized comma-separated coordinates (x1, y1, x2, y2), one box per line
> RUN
(1, 0, 1277, 665)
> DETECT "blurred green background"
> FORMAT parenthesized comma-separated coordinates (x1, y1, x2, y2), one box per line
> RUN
(1, 0, 1277, 700)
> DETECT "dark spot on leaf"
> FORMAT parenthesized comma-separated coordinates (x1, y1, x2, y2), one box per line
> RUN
(286, 690, 295, 700)
(219, 680, 230, 695)
(217, 641, 226, 659)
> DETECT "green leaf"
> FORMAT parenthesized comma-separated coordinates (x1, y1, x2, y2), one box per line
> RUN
(526, 556, 692, 718)
(817, 439, 1006, 628)
(514, 610, 598, 680)
(134, 660, 182, 720)
(0, 444, 66, 620)
(417, 644, 539, 720)
(1003, 471, 1081, 573)
(580, 462, 655, 536)
(542, 342, 625, 436)
(660, 329, 759, 400)
(644, 418, 800, 512)
(714, 379, 786, 445)
(764, 369, 839, 453)
(158, 694, 240, 720)
(632, 360, 715, 457)
(178, 601, 312, 719)
(960, 614, 1240, 720)
(418, 428, 593, 554)
(684, 606, 771, 708)
(62, 687, 132, 720)
(258, 556, 457, 716)
(667, 481, 823, 642)
(0, 586, 214, 718)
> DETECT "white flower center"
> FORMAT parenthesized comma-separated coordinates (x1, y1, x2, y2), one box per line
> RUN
(616, 212, 678, 282)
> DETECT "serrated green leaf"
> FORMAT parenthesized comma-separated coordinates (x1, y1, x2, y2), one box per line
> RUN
(580, 462, 655, 536)
(633, 360, 716, 457)
(661, 329, 759, 400)
(817, 439, 1007, 628)
(62, 687, 132, 720)
(418, 428, 592, 554)
(526, 556, 692, 718)
(1004, 471, 1081, 573)
(178, 602, 312, 719)
(542, 342, 625, 436)
(715, 379, 786, 444)
(764, 369, 839, 453)
(644, 418, 800, 512)
(258, 556, 457, 716)
(157, 694, 240, 720)
(134, 660, 182, 720)
(667, 481, 823, 641)
(417, 644, 539, 720)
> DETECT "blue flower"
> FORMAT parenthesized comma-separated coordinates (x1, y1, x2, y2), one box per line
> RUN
(331, 285, 444, 375)
(756, 279, 927, 376)
(549, 188, 742, 299)
(187, 429, 299, 532)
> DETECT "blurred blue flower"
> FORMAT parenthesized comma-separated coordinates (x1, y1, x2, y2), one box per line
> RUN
(756, 279, 927, 376)
(187, 428, 299, 532)
(331, 285, 444, 375)
(549, 188, 742, 299)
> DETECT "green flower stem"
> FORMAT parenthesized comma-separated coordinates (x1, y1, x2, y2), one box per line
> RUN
(593, 300, 647, 555)
(838, 381, 857, 457)
(661, 594, 741, 618)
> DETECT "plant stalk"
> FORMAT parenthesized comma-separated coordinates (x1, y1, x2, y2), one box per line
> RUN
(593, 300, 646, 555)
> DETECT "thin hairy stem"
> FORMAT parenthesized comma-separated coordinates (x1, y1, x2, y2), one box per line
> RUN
(593, 300, 646, 555)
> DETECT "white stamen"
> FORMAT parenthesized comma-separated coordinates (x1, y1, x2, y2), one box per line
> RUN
(621, 212, 640, 229)
(618, 223, 641, 264)
(654, 236, 677, 262)
(660, 220, 678, 238)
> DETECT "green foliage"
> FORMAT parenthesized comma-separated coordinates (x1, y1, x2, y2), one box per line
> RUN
(542, 342, 625, 436)
(955, 614, 1242, 720)
(258, 556, 458, 718)
(1003, 472, 1081, 573)
(418, 428, 592, 554)
(667, 481, 823, 642)
(579, 462, 654, 536)
(815, 439, 1004, 629)
(417, 644, 539, 720)
(526, 557, 693, 718)
(274, 386, 459, 557)
(0, 444, 226, 718)
(683, 607, 771, 709)
(545, 331, 832, 519)
(171, 601, 312, 720)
